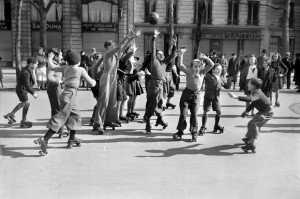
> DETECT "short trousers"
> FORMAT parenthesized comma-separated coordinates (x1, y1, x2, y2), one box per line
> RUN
(117, 79, 127, 101)
(16, 87, 28, 102)
(203, 98, 220, 112)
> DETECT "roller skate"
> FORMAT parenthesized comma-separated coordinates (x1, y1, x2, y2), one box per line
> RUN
(198, 126, 206, 136)
(119, 116, 130, 123)
(20, 121, 33, 128)
(103, 122, 118, 130)
(166, 102, 176, 109)
(241, 144, 256, 153)
(131, 112, 140, 118)
(34, 138, 48, 156)
(242, 137, 250, 145)
(213, 125, 224, 134)
(115, 119, 122, 127)
(173, 131, 183, 141)
(93, 124, 104, 135)
(3, 113, 16, 124)
(274, 101, 280, 107)
(191, 132, 197, 142)
(155, 117, 168, 129)
(126, 113, 135, 121)
(145, 120, 152, 134)
(67, 137, 82, 149)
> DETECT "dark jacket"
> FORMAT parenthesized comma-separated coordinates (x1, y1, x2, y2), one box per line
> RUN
(204, 73, 222, 100)
(294, 59, 300, 85)
(227, 58, 239, 77)
(257, 67, 276, 97)
(282, 57, 293, 73)
(16, 66, 35, 95)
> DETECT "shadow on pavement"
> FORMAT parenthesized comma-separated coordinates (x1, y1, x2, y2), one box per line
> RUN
(0, 144, 66, 158)
(136, 143, 245, 157)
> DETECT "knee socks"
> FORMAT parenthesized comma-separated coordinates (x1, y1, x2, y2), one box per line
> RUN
(44, 129, 56, 142)
(202, 116, 207, 127)
(69, 130, 76, 140)
(214, 115, 220, 127)
(22, 105, 29, 122)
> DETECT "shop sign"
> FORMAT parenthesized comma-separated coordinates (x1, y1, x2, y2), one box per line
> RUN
(202, 29, 262, 39)
(82, 0, 118, 4)
(0, 21, 11, 30)
(31, 21, 62, 32)
(82, 22, 118, 32)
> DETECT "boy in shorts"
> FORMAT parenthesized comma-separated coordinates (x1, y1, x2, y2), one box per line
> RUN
(4, 57, 38, 127)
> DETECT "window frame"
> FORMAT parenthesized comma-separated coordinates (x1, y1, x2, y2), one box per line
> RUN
(247, 1, 259, 26)
(227, 0, 239, 25)
(289, 2, 294, 29)
(194, 0, 213, 25)
(144, 0, 157, 23)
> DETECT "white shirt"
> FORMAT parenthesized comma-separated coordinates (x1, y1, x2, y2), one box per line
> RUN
(246, 65, 258, 80)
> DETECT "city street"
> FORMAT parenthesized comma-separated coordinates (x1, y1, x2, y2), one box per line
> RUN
(0, 68, 299, 199)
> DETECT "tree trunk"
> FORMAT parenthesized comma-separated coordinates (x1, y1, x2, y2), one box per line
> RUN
(39, 9, 47, 49)
(282, 0, 290, 54)
(194, 0, 205, 59)
(168, 0, 174, 54)
(15, 0, 23, 79)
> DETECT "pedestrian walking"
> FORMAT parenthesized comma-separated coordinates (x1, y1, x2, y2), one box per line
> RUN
(229, 78, 273, 153)
(227, 53, 239, 89)
(282, 52, 293, 89)
(4, 57, 38, 127)
(257, 49, 268, 70)
(270, 53, 288, 107)
(0, 56, 3, 87)
(34, 52, 96, 155)
(172, 47, 214, 142)
(293, 53, 300, 92)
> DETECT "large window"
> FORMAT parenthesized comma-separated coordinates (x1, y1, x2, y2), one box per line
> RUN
(82, 0, 118, 22)
(194, 0, 212, 25)
(289, 3, 294, 28)
(145, 0, 157, 23)
(227, 0, 239, 25)
(166, 0, 178, 23)
(0, 0, 11, 21)
(247, 1, 259, 26)
(31, 2, 62, 21)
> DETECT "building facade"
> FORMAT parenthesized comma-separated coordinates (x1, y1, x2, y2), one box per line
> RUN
(0, 0, 299, 66)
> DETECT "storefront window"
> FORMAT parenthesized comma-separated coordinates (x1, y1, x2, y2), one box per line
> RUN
(289, 3, 294, 28)
(82, 0, 118, 23)
(247, 1, 259, 26)
(0, 0, 11, 21)
(31, 1, 62, 22)
(227, 0, 239, 25)
(144, 0, 157, 23)
(194, 0, 212, 25)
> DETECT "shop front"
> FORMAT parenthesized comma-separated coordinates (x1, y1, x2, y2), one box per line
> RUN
(0, 0, 12, 63)
(198, 28, 262, 58)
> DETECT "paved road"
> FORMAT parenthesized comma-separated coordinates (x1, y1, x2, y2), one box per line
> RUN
(0, 85, 299, 199)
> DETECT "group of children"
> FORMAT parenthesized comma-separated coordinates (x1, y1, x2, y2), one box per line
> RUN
(3, 28, 276, 155)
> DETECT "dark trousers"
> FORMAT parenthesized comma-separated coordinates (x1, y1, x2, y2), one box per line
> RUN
(286, 71, 291, 89)
(145, 79, 163, 119)
(245, 112, 273, 139)
(176, 88, 200, 133)
(46, 82, 62, 116)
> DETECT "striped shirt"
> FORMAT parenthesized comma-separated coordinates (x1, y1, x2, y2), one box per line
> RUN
(238, 89, 272, 113)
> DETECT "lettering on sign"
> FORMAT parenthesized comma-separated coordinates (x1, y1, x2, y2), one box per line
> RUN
(31, 22, 63, 32)
(0, 21, 11, 30)
(82, 22, 118, 32)
(202, 29, 262, 39)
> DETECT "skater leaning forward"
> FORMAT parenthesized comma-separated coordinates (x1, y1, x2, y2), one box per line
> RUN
(34, 52, 96, 155)
(4, 57, 38, 127)
(144, 28, 177, 133)
(229, 78, 273, 153)
(173, 47, 214, 142)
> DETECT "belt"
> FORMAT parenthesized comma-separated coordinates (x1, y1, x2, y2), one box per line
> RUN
(184, 87, 200, 95)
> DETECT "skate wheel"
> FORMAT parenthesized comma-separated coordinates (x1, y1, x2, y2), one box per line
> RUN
(155, 124, 158, 126)
(39, 151, 47, 156)
(8, 121, 13, 124)
(112, 127, 115, 130)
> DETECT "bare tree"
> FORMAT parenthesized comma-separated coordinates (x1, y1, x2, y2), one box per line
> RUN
(282, 0, 290, 54)
(28, 0, 61, 49)
(194, 0, 206, 59)
(15, 0, 23, 78)
(168, 0, 175, 53)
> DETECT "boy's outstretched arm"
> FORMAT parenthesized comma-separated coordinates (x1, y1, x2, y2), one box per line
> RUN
(177, 48, 189, 74)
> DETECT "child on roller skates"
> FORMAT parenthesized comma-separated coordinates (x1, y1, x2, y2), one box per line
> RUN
(229, 78, 273, 153)
(173, 48, 214, 142)
(4, 57, 38, 127)
(199, 63, 231, 136)
(34, 52, 96, 155)
(173, 47, 214, 142)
